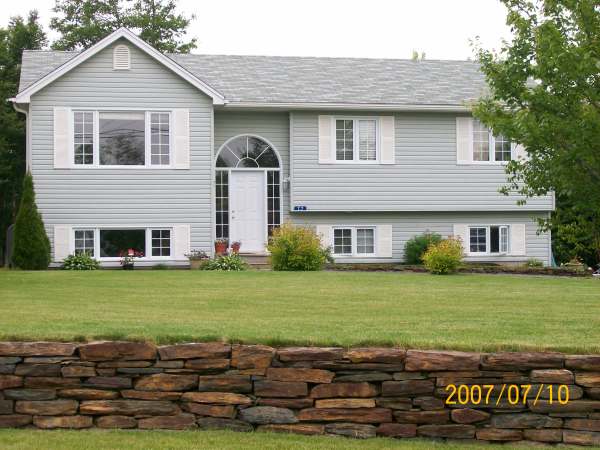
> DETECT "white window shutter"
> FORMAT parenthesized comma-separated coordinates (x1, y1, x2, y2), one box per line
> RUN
(54, 107, 70, 168)
(376, 224, 393, 258)
(512, 143, 528, 161)
(318, 115, 334, 164)
(53, 225, 71, 262)
(510, 224, 527, 256)
(113, 45, 131, 70)
(173, 224, 190, 260)
(452, 224, 469, 252)
(456, 117, 473, 165)
(379, 116, 395, 164)
(173, 109, 190, 169)
(315, 225, 332, 249)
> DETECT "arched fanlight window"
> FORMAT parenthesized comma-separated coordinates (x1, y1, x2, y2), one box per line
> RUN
(216, 136, 279, 168)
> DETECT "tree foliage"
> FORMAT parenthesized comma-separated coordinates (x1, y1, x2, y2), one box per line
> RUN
(12, 173, 51, 269)
(473, 0, 600, 266)
(0, 11, 46, 264)
(51, 0, 197, 52)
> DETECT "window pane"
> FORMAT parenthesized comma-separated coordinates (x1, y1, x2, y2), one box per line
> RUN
(74, 229, 94, 256)
(267, 170, 281, 236)
(151, 229, 171, 257)
(215, 170, 229, 239)
(73, 111, 94, 165)
(490, 226, 500, 253)
(357, 228, 374, 254)
(472, 120, 490, 162)
(469, 227, 487, 253)
(99, 112, 145, 165)
(335, 119, 354, 161)
(500, 226, 509, 253)
(358, 120, 377, 161)
(494, 135, 512, 162)
(100, 229, 145, 257)
(333, 228, 352, 254)
(150, 113, 170, 166)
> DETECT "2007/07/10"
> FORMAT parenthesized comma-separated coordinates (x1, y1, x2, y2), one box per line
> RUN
(445, 384, 570, 406)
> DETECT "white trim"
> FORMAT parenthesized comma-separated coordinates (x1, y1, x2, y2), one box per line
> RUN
(113, 44, 130, 70)
(214, 134, 283, 169)
(333, 117, 380, 164)
(466, 225, 511, 256)
(471, 119, 512, 165)
(331, 225, 378, 258)
(221, 102, 470, 112)
(13, 28, 225, 105)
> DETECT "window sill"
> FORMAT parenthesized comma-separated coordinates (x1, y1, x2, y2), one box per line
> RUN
(69, 165, 175, 170)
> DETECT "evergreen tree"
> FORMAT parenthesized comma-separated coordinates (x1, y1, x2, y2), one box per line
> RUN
(12, 173, 51, 269)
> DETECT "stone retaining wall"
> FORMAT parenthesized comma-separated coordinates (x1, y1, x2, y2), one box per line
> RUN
(1, 341, 600, 446)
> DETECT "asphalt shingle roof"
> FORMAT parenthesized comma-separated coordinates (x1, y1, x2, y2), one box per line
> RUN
(19, 50, 487, 106)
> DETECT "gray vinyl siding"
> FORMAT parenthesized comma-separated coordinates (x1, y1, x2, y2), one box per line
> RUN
(291, 211, 551, 265)
(214, 111, 290, 224)
(29, 39, 214, 261)
(290, 111, 554, 212)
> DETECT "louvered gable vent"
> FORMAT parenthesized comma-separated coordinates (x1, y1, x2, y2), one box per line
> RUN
(113, 44, 130, 70)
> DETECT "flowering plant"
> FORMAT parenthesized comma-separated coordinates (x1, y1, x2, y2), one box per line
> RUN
(185, 249, 209, 260)
(119, 248, 144, 266)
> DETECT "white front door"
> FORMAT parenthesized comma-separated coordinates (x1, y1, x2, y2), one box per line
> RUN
(230, 171, 266, 253)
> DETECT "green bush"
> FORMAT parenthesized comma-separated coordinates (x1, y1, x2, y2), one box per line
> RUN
(267, 223, 332, 271)
(202, 253, 248, 271)
(422, 237, 464, 274)
(525, 258, 544, 268)
(12, 173, 51, 269)
(62, 253, 100, 270)
(404, 232, 443, 264)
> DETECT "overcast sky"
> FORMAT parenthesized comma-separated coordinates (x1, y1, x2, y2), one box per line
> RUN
(1, 0, 511, 60)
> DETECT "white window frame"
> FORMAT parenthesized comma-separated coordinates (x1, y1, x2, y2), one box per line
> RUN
(70, 108, 173, 169)
(334, 117, 379, 164)
(468, 225, 510, 255)
(73, 228, 96, 256)
(71, 226, 173, 261)
(332, 226, 377, 257)
(471, 120, 514, 165)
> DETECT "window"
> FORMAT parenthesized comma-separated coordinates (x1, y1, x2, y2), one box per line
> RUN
(469, 226, 509, 254)
(74, 229, 95, 256)
(216, 136, 279, 168)
(74, 111, 94, 165)
(151, 229, 171, 257)
(335, 118, 378, 162)
(333, 227, 376, 256)
(267, 171, 281, 236)
(99, 112, 145, 165)
(472, 120, 512, 163)
(215, 171, 229, 239)
(100, 229, 146, 257)
(150, 113, 170, 165)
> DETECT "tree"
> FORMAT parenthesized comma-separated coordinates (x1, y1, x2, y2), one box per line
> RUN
(0, 11, 46, 264)
(473, 0, 600, 266)
(12, 173, 51, 269)
(51, 0, 197, 52)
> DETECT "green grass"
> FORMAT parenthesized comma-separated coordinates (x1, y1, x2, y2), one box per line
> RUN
(0, 270, 598, 352)
(0, 430, 590, 450)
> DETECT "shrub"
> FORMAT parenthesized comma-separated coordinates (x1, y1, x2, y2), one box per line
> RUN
(152, 263, 170, 270)
(12, 173, 51, 269)
(267, 223, 332, 271)
(525, 258, 544, 268)
(404, 232, 443, 264)
(202, 253, 248, 271)
(422, 237, 464, 274)
(62, 253, 101, 270)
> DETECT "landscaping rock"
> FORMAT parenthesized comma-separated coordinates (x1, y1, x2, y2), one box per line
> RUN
(475, 428, 523, 441)
(381, 380, 434, 396)
(315, 398, 375, 409)
(97, 361, 152, 368)
(418, 424, 476, 439)
(566, 356, 600, 371)
(405, 350, 480, 371)
(490, 412, 562, 429)
(313, 362, 404, 372)
(153, 360, 184, 369)
(158, 343, 230, 360)
(325, 423, 376, 438)
(184, 359, 230, 371)
(530, 383, 583, 400)
(563, 430, 600, 446)
(120, 390, 182, 401)
(0, 414, 32, 428)
(138, 414, 196, 430)
(413, 396, 445, 410)
(392, 372, 427, 381)
(0, 342, 75, 357)
(0, 375, 22, 390)
(344, 348, 406, 364)
(239, 406, 298, 424)
(84, 377, 131, 389)
(297, 408, 392, 423)
(523, 428, 562, 442)
(257, 398, 314, 409)
(257, 423, 324, 435)
(197, 375, 252, 393)
(61, 366, 96, 378)
(0, 400, 13, 414)
(254, 380, 307, 398)
(266, 368, 334, 384)
(394, 410, 449, 424)
(96, 415, 137, 429)
(451, 408, 490, 424)
(231, 345, 275, 371)
(196, 417, 253, 432)
(0, 365, 15, 374)
(278, 347, 344, 362)
(24, 377, 79, 388)
(575, 372, 600, 388)
(376, 423, 417, 437)
(375, 397, 412, 410)
(529, 400, 600, 413)
(181, 403, 236, 418)
(33, 415, 92, 429)
(134, 374, 198, 391)
(15, 400, 77, 415)
(180, 392, 252, 405)
(310, 382, 378, 399)
(334, 372, 392, 382)
(58, 389, 119, 400)
(79, 341, 156, 361)
(0, 357, 21, 365)
(530, 369, 574, 384)
(79, 400, 180, 416)
(15, 364, 61, 377)
(4, 389, 56, 401)
(481, 352, 564, 370)
(564, 418, 600, 431)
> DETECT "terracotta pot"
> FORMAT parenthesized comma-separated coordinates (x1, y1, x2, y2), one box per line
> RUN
(190, 259, 208, 270)
(231, 242, 241, 254)
(214, 241, 228, 256)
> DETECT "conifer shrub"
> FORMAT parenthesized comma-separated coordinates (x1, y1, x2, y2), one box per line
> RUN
(404, 232, 443, 264)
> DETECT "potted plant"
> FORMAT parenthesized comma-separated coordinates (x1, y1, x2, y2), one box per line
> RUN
(186, 249, 209, 270)
(119, 248, 143, 270)
(214, 238, 229, 256)
(231, 241, 242, 254)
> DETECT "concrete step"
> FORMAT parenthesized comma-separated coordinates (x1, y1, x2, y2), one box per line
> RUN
(239, 253, 271, 270)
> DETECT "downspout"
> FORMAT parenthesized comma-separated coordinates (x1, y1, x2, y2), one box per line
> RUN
(10, 99, 31, 172)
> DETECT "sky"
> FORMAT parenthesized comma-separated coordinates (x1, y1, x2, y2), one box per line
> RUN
(0, 0, 512, 60)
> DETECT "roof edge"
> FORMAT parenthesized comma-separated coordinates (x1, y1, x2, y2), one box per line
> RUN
(220, 101, 473, 112)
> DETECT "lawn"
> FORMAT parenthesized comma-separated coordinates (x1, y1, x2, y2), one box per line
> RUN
(0, 270, 598, 352)
(0, 430, 587, 450)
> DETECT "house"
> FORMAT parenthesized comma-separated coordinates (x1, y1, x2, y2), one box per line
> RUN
(11, 28, 553, 267)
